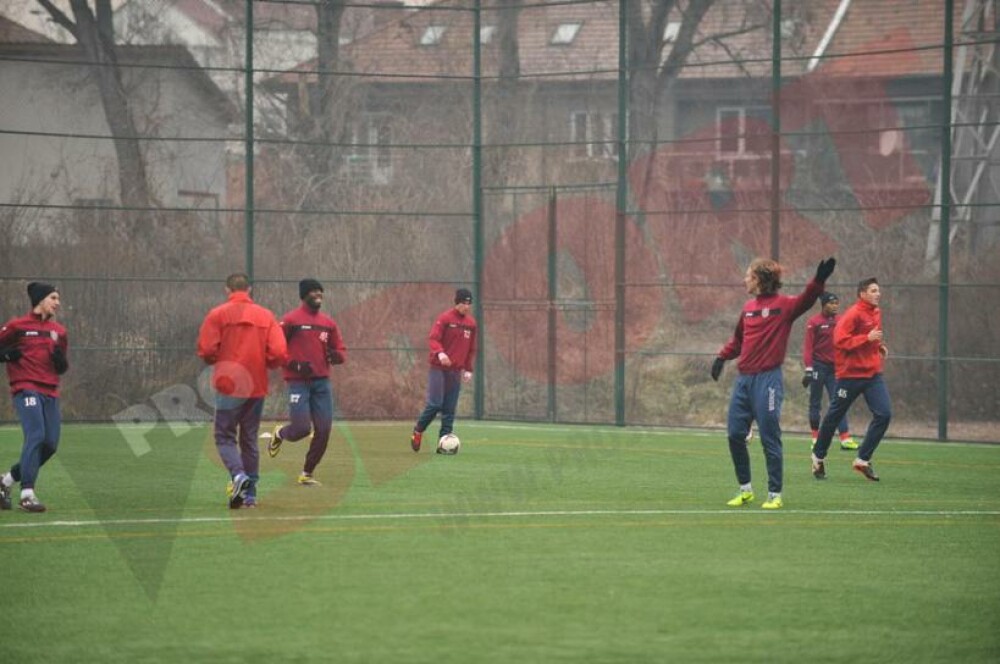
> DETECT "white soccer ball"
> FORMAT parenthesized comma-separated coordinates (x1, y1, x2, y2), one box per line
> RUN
(436, 433, 461, 455)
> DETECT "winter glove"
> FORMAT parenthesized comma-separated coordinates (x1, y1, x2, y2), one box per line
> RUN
(326, 348, 345, 366)
(814, 257, 836, 283)
(51, 346, 68, 375)
(0, 346, 22, 363)
(801, 368, 815, 388)
(288, 360, 313, 376)
(710, 357, 725, 382)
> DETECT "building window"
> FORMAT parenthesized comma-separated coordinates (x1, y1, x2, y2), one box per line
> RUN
(551, 22, 582, 45)
(420, 25, 446, 46)
(480, 25, 497, 44)
(820, 98, 939, 180)
(570, 111, 619, 159)
(177, 190, 220, 224)
(348, 114, 393, 184)
(717, 106, 772, 155)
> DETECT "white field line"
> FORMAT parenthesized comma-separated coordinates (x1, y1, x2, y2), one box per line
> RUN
(1, 421, 993, 447)
(2, 507, 998, 531)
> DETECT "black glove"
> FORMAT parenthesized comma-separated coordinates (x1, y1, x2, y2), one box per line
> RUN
(710, 357, 725, 382)
(0, 346, 22, 363)
(801, 368, 814, 388)
(288, 360, 313, 376)
(815, 257, 836, 283)
(51, 346, 68, 375)
(326, 348, 345, 366)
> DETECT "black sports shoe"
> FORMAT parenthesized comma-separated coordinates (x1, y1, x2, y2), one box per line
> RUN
(852, 459, 880, 482)
(0, 481, 11, 510)
(811, 455, 826, 480)
(19, 496, 46, 513)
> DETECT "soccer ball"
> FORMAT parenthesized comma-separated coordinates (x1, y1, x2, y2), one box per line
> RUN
(436, 434, 461, 455)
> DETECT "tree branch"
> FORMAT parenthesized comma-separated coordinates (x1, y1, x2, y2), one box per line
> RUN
(35, 0, 79, 40)
(656, 0, 717, 86)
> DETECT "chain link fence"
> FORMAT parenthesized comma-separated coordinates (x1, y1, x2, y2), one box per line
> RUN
(0, 0, 997, 441)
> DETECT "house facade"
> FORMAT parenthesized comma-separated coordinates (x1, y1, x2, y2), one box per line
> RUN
(0, 29, 236, 243)
(265, 0, 953, 200)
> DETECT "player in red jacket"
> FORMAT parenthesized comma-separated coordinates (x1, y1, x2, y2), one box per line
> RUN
(711, 257, 836, 510)
(267, 279, 347, 487)
(811, 277, 891, 482)
(410, 288, 477, 452)
(197, 273, 287, 508)
(801, 292, 856, 449)
(0, 282, 69, 512)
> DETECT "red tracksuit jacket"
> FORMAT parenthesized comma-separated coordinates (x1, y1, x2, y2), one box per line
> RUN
(718, 278, 824, 375)
(0, 312, 68, 397)
(279, 303, 347, 382)
(802, 311, 839, 367)
(428, 307, 477, 372)
(833, 298, 883, 379)
(196, 291, 287, 398)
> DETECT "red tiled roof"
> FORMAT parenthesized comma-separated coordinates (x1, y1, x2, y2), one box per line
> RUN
(815, 0, 954, 77)
(274, 0, 955, 86)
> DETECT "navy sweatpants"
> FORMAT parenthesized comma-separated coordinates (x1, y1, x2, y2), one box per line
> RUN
(10, 390, 61, 490)
(727, 368, 784, 494)
(814, 374, 891, 462)
(808, 360, 849, 434)
(278, 378, 334, 475)
(214, 395, 264, 485)
(415, 367, 462, 439)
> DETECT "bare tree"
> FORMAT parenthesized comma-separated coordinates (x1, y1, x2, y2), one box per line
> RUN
(485, 0, 523, 187)
(35, 0, 153, 208)
(626, 0, 715, 149)
(314, 0, 348, 176)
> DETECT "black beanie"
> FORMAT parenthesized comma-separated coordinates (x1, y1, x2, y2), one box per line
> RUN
(28, 282, 56, 307)
(820, 292, 839, 306)
(455, 288, 473, 304)
(299, 278, 323, 300)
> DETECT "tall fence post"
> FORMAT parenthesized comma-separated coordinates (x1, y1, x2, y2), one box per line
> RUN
(770, 0, 782, 260)
(938, 0, 954, 440)
(473, 0, 485, 420)
(244, 0, 255, 280)
(614, 0, 628, 426)
(547, 187, 558, 422)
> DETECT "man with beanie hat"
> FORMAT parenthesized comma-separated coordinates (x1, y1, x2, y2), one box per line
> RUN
(197, 273, 287, 508)
(410, 288, 477, 452)
(0, 282, 69, 513)
(802, 292, 856, 450)
(268, 278, 347, 487)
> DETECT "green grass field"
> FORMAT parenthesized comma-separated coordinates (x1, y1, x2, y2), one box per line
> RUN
(1, 421, 998, 663)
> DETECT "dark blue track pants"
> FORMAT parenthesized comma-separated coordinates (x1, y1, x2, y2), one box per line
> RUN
(814, 374, 891, 462)
(415, 367, 462, 438)
(727, 368, 784, 494)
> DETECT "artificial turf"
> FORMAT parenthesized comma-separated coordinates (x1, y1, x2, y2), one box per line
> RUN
(1, 422, 998, 663)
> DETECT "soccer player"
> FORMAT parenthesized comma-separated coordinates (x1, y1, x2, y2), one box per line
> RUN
(268, 279, 347, 487)
(0, 282, 69, 513)
(811, 277, 891, 482)
(410, 288, 477, 452)
(197, 273, 287, 509)
(711, 257, 836, 509)
(802, 292, 856, 450)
